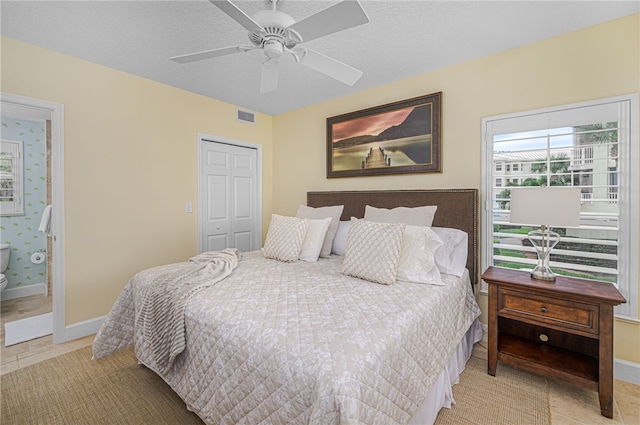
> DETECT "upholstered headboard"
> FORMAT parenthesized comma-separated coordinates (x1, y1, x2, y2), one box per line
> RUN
(307, 189, 479, 285)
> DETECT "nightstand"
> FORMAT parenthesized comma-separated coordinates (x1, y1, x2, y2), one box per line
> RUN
(482, 266, 626, 418)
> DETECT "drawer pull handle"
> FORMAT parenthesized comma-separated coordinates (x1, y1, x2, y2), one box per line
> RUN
(541, 307, 548, 313)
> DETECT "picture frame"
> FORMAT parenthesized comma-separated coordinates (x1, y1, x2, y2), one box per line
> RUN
(326, 92, 442, 178)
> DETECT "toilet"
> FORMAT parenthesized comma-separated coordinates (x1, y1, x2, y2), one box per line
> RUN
(0, 243, 10, 292)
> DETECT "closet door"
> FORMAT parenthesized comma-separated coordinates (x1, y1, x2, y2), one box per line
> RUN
(199, 140, 259, 253)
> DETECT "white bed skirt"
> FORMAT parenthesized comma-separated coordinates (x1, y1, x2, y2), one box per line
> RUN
(409, 318, 483, 425)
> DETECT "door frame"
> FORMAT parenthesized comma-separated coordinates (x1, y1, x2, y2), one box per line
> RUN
(197, 133, 262, 253)
(1, 92, 66, 343)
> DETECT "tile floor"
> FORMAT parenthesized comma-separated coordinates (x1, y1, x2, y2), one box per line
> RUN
(1, 298, 639, 425)
(1, 294, 92, 373)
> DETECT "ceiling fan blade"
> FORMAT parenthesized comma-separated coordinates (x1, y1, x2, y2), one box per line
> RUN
(209, 0, 264, 33)
(299, 48, 363, 86)
(260, 61, 279, 94)
(287, 0, 369, 43)
(170, 46, 251, 64)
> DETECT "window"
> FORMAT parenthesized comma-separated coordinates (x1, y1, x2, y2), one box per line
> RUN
(0, 140, 23, 216)
(482, 94, 638, 318)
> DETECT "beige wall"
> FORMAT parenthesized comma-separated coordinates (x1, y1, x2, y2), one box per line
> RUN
(272, 14, 640, 364)
(1, 37, 274, 324)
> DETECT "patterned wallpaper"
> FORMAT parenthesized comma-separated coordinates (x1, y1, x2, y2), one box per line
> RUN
(0, 117, 47, 290)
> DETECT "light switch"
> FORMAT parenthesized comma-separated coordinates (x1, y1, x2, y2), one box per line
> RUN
(186, 202, 193, 213)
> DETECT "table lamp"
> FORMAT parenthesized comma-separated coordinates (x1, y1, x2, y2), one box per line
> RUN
(509, 186, 581, 281)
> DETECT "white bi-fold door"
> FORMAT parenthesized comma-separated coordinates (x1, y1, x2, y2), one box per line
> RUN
(198, 137, 261, 253)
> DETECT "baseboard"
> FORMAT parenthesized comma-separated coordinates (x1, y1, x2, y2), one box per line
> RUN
(4, 312, 53, 346)
(615, 358, 640, 386)
(60, 315, 105, 343)
(479, 321, 639, 385)
(480, 323, 488, 341)
(1, 283, 47, 300)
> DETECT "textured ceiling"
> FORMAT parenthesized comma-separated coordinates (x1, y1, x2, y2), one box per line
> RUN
(2, 1, 638, 115)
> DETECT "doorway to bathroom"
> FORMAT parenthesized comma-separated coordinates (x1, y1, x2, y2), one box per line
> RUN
(0, 93, 65, 348)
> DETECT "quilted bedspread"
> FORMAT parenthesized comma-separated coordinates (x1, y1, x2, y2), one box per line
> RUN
(94, 250, 480, 425)
(93, 249, 241, 374)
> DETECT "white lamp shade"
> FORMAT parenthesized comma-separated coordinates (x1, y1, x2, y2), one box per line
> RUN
(510, 186, 581, 227)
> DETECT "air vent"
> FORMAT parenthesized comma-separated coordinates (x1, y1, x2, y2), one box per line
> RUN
(237, 109, 256, 124)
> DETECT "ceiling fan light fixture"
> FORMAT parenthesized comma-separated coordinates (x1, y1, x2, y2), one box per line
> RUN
(263, 39, 283, 59)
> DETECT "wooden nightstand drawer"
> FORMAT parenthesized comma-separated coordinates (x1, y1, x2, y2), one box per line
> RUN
(498, 288, 599, 335)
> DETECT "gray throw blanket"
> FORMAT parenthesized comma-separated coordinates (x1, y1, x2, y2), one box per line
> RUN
(93, 248, 241, 375)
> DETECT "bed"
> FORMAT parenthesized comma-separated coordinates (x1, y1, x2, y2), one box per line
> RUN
(93, 189, 482, 425)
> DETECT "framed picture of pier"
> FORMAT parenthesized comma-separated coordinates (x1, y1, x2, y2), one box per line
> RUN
(326, 92, 442, 178)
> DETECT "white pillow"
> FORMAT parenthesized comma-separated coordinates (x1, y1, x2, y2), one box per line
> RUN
(262, 214, 309, 263)
(432, 227, 468, 277)
(396, 225, 443, 285)
(364, 205, 438, 227)
(299, 217, 332, 262)
(296, 205, 344, 258)
(331, 220, 351, 256)
(341, 218, 405, 285)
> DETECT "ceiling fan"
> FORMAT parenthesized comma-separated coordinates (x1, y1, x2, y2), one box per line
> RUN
(170, 0, 370, 93)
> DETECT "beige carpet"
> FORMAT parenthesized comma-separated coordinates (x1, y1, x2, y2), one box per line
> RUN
(1, 346, 203, 425)
(1, 346, 550, 425)
(435, 356, 550, 425)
